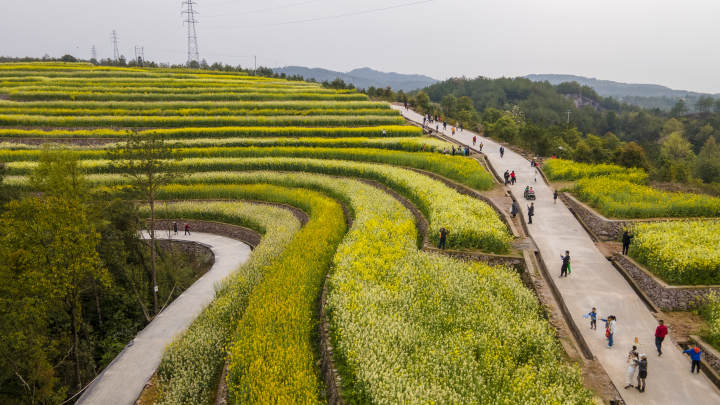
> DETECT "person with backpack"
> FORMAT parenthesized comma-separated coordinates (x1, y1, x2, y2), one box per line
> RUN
(560, 251, 571, 277)
(622, 230, 634, 255)
(438, 227, 449, 250)
(635, 354, 647, 392)
(683, 346, 703, 373)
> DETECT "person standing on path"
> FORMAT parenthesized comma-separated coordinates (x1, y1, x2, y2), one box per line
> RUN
(184, 223, 190, 236)
(655, 320, 668, 356)
(560, 250, 570, 277)
(584, 307, 598, 330)
(683, 346, 703, 373)
(479, 142, 483, 152)
(504, 170, 510, 185)
(601, 315, 617, 347)
(438, 227, 449, 250)
(510, 171, 516, 185)
(451, 127, 456, 136)
(472, 135, 476, 146)
(443, 121, 447, 131)
(635, 354, 647, 392)
(510, 200, 519, 218)
(625, 346, 639, 389)
(622, 231, 634, 255)
(527, 202, 535, 224)
(500, 146, 505, 158)
(553, 190, 558, 204)
(173, 221, 178, 235)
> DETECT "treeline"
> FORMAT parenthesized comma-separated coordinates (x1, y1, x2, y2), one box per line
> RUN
(0, 146, 207, 404)
(357, 75, 720, 191)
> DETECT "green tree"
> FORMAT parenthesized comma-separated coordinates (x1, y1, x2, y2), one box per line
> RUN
(414, 91, 431, 112)
(487, 114, 520, 143)
(715, 99, 720, 113)
(29, 147, 88, 199)
(670, 99, 688, 117)
(696, 96, 715, 113)
(696, 136, 720, 183)
(615, 142, 650, 171)
(661, 118, 684, 139)
(108, 132, 182, 315)
(659, 132, 696, 182)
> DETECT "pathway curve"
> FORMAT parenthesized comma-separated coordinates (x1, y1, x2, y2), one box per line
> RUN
(394, 106, 720, 404)
(76, 232, 252, 405)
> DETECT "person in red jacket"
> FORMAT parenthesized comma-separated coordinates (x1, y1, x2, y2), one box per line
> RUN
(655, 319, 668, 356)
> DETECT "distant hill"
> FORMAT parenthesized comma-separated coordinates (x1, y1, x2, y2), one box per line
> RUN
(272, 66, 437, 92)
(525, 74, 719, 111)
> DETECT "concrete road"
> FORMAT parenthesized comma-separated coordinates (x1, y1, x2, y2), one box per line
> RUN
(76, 232, 251, 405)
(394, 106, 720, 404)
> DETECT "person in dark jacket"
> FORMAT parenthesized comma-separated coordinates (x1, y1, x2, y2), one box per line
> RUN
(560, 250, 570, 277)
(438, 227, 449, 250)
(173, 221, 178, 235)
(684, 346, 703, 373)
(510, 200, 519, 218)
(527, 202, 534, 224)
(184, 223, 190, 236)
(622, 231, 634, 255)
(655, 320, 668, 356)
(634, 354, 647, 392)
(500, 146, 505, 158)
(553, 190, 558, 204)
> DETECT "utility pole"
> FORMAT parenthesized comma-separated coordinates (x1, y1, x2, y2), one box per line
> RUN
(566, 109, 571, 125)
(134, 46, 145, 65)
(254, 55, 257, 73)
(182, 0, 200, 65)
(91, 45, 97, 61)
(111, 30, 120, 61)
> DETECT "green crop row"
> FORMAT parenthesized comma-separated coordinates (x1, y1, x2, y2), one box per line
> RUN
(145, 201, 302, 404)
(629, 220, 720, 285)
(543, 158, 648, 183)
(0, 99, 386, 111)
(0, 136, 448, 156)
(571, 177, 720, 218)
(0, 79, 319, 89)
(4, 85, 345, 95)
(5, 90, 369, 102)
(0, 125, 420, 139)
(0, 107, 396, 117)
(0, 114, 403, 128)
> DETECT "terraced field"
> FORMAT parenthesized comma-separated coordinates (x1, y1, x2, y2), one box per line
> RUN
(0, 62, 592, 404)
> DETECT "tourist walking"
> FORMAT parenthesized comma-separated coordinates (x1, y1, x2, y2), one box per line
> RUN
(560, 250, 570, 277)
(510, 171, 516, 185)
(173, 221, 178, 235)
(451, 127, 456, 136)
(443, 121, 447, 130)
(622, 231, 634, 255)
(635, 354, 648, 392)
(527, 202, 534, 224)
(438, 227, 449, 250)
(625, 346, 639, 389)
(478, 142, 483, 152)
(510, 200, 519, 218)
(500, 146, 505, 158)
(655, 320, 668, 356)
(584, 307, 598, 330)
(504, 170, 510, 185)
(553, 190, 558, 204)
(184, 223, 190, 236)
(472, 135, 476, 145)
(683, 346, 703, 373)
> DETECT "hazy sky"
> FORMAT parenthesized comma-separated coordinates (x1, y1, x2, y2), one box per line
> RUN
(3, 0, 720, 93)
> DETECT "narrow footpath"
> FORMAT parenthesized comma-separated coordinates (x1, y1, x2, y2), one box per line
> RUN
(394, 106, 720, 404)
(76, 232, 251, 405)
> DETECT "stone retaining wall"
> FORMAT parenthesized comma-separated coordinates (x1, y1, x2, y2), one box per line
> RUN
(612, 254, 720, 311)
(153, 239, 214, 263)
(153, 219, 262, 248)
(560, 193, 628, 241)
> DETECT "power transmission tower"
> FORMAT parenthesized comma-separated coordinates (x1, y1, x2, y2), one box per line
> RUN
(91, 45, 97, 60)
(182, 0, 200, 65)
(134, 46, 145, 65)
(111, 30, 120, 61)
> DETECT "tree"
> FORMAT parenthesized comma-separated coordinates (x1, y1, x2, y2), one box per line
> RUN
(696, 96, 715, 113)
(670, 99, 688, 117)
(29, 147, 88, 199)
(696, 136, 720, 183)
(615, 142, 650, 171)
(659, 132, 696, 182)
(414, 91, 431, 112)
(108, 132, 182, 315)
(715, 99, 720, 113)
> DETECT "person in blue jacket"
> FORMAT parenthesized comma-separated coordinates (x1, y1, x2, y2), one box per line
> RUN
(683, 346, 703, 373)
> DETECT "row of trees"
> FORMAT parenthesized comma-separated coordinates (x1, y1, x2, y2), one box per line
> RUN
(0, 134, 205, 404)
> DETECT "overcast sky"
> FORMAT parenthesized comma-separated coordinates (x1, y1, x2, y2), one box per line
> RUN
(3, 0, 719, 93)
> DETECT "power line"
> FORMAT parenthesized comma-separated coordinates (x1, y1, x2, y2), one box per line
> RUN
(110, 30, 120, 60)
(182, 0, 201, 64)
(206, 0, 435, 30)
(202, 0, 326, 18)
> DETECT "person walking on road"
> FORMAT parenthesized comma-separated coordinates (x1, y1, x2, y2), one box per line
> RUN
(527, 202, 535, 224)
(635, 354, 647, 392)
(510, 171, 516, 185)
(625, 346, 639, 389)
(504, 170, 510, 185)
(500, 146, 505, 158)
(553, 190, 558, 204)
(560, 250, 570, 277)
(472, 135, 477, 146)
(443, 121, 447, 131)
(184, 223, 190, 236)
(683, 346, 703, 373)
(655, 320, 668, 356)
(510, 200, 519, 218)
(622, 230, 634, 255)
(438, 227, 449, 250)
(173, 221, 178, 235)
(451, 127, 456, 136)
(584, 307, 598, 330)
(479, 142, 483, 152)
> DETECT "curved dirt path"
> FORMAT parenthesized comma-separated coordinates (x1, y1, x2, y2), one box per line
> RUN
(76, 232, 251, 405)
(394, 106, 720, 404)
